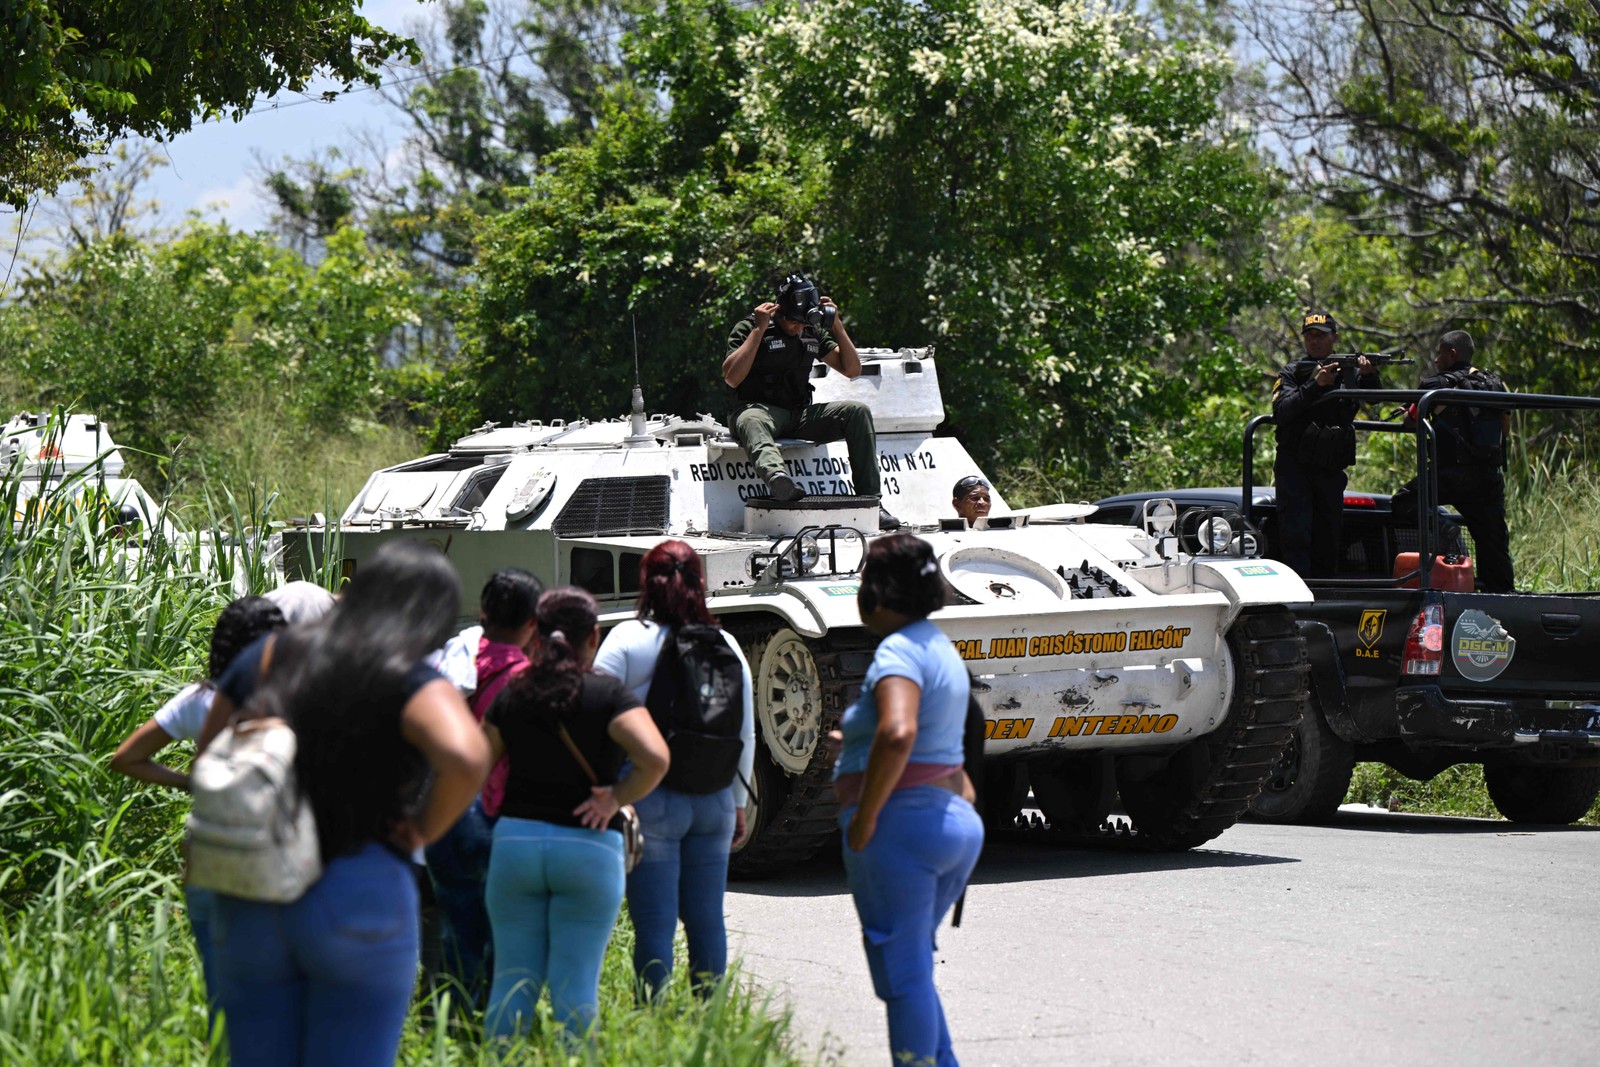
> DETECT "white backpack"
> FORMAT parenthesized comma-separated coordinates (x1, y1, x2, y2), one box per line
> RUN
(186, 716, 322, 903)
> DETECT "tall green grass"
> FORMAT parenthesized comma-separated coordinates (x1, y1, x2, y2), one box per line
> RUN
(1505, 444, 1600, 592)
(0, 414, 809, 1065)
(0, 848, 798, 1066)
(162, 389, 423, 519)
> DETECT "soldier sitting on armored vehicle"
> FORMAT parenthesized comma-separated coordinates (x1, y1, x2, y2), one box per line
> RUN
(722, 273, 900, 529)
(951, 475, 992, 526)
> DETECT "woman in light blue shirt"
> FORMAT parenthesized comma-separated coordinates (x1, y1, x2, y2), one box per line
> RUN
(594, 540, 756, 999)
(833, 533, 983, 1067)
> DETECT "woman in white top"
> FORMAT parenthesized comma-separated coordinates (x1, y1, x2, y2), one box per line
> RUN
(594, 540, 755, 999)
(110, 595, 289, 1005)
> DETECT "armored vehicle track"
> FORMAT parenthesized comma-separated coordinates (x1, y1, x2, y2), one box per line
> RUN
(1115, 608, 1308, 847)
(728, 620, 876, 877)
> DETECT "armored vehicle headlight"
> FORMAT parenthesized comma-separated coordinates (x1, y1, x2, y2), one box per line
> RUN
(797, 533, 822, 574)
(1199, 516, 1234, 554)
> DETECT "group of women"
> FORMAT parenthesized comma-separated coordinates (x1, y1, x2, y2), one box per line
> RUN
(113, 530, 985, 1067)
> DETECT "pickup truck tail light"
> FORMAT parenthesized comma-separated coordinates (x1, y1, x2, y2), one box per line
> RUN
(1402, 601, 1444, 675)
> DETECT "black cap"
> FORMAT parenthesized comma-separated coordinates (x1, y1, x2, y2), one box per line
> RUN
(953, 475, 990, 497)
(1301, 311, 1337, 334)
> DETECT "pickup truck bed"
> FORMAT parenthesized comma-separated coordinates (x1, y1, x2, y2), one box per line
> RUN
(1094, 389, 1600, 824)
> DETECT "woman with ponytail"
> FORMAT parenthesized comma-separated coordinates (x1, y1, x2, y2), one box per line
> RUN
(482, 586, 669, 1040)
(594, 539, 755, 1000)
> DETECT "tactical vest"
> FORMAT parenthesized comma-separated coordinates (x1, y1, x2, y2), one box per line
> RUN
(1423, 367, 1507, 468)
(732, 320, 824, 411)
(1278, 359, 1361, 470)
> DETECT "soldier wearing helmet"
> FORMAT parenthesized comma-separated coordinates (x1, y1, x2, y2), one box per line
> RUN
(723, 274, 897, 528)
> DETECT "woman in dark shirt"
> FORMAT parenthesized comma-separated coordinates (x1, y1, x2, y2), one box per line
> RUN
(482, 586, 669, 1041)
(200, 541, 491, 1067)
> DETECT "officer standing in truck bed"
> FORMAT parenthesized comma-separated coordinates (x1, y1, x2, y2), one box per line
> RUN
(1390, 329, 1514, 593)
(1271, 311, 1383, 578)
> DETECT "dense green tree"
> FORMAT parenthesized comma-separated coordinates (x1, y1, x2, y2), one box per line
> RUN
(440, 0, 797, 438)
(1, 222, 421, 483)
(456, 0, 1282, 488)
(733, 0, 1282, 480)
(0, 0, 416, 209)
(1242, 0, 1600, 392)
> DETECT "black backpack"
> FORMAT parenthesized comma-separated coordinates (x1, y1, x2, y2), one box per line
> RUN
(1432, 367, 1508, 466)
(644, 624, 746, 794)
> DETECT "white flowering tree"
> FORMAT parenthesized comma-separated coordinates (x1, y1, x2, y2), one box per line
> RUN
(457, 0, 1279, 486)
(733, 0, 1280, 484)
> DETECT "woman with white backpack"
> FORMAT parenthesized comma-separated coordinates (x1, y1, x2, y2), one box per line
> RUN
(594, 539, 756, 1000)
(193, 540, 490, 1067)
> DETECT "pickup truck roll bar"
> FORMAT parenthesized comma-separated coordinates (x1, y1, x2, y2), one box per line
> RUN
(1243, 389, 1600, 589)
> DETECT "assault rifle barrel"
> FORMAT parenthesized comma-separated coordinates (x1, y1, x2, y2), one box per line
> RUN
(1325, 350, 1411, 366)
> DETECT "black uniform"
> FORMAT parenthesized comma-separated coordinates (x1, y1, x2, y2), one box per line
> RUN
(1390, 367, 1513, 593)
(1272, 358, 1382, 578)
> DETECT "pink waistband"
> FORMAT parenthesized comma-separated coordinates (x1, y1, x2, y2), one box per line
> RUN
(835, 763, 963, 808)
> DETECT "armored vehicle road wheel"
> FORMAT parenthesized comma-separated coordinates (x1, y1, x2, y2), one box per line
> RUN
(1116, 608, 1308, 849)
(727, 623, 875, 877)
(1483, 763, 1600, 824)
(1247, 706, 1355, 823)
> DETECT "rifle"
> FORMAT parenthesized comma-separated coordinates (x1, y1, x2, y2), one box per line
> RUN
(1322, 350, 1412, 369)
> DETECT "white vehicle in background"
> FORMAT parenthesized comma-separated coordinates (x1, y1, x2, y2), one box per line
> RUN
(4, 412, 168, 535)
(282, 348, 1312, 873)
(3, 411, 274, 588)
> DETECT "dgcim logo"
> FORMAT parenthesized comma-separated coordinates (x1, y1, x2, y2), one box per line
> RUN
(1451, 609, 1515, 682)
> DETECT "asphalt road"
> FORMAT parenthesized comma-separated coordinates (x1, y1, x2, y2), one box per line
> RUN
(726, 807, 1600, 1067)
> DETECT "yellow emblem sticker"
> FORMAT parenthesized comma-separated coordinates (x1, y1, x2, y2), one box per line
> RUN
(1354, 608, 1386, 660)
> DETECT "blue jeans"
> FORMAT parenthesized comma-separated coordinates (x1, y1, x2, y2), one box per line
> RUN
(626, 784, 736, 999)
(185, 886, 218, 1027)
(841, 786, 984, 1067)
(424, 797, 495, 1003)
(486, 817, 625, 1040)
(212, 843, 419, 1067)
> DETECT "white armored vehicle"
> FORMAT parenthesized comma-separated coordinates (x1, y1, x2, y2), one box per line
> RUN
(283, 349, 1311, 872)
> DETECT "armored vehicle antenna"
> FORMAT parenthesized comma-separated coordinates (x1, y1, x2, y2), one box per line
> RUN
(626, 314, 652, 447)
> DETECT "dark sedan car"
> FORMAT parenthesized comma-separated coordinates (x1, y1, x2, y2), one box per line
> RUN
(1091, 486, 1470, 582)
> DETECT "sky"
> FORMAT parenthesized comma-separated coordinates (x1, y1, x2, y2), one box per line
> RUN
(154, 0, 440, 231)
(8, 0, 444, 257)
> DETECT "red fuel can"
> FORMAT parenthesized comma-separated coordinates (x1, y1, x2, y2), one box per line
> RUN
(1393, 552, 1476, 592)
